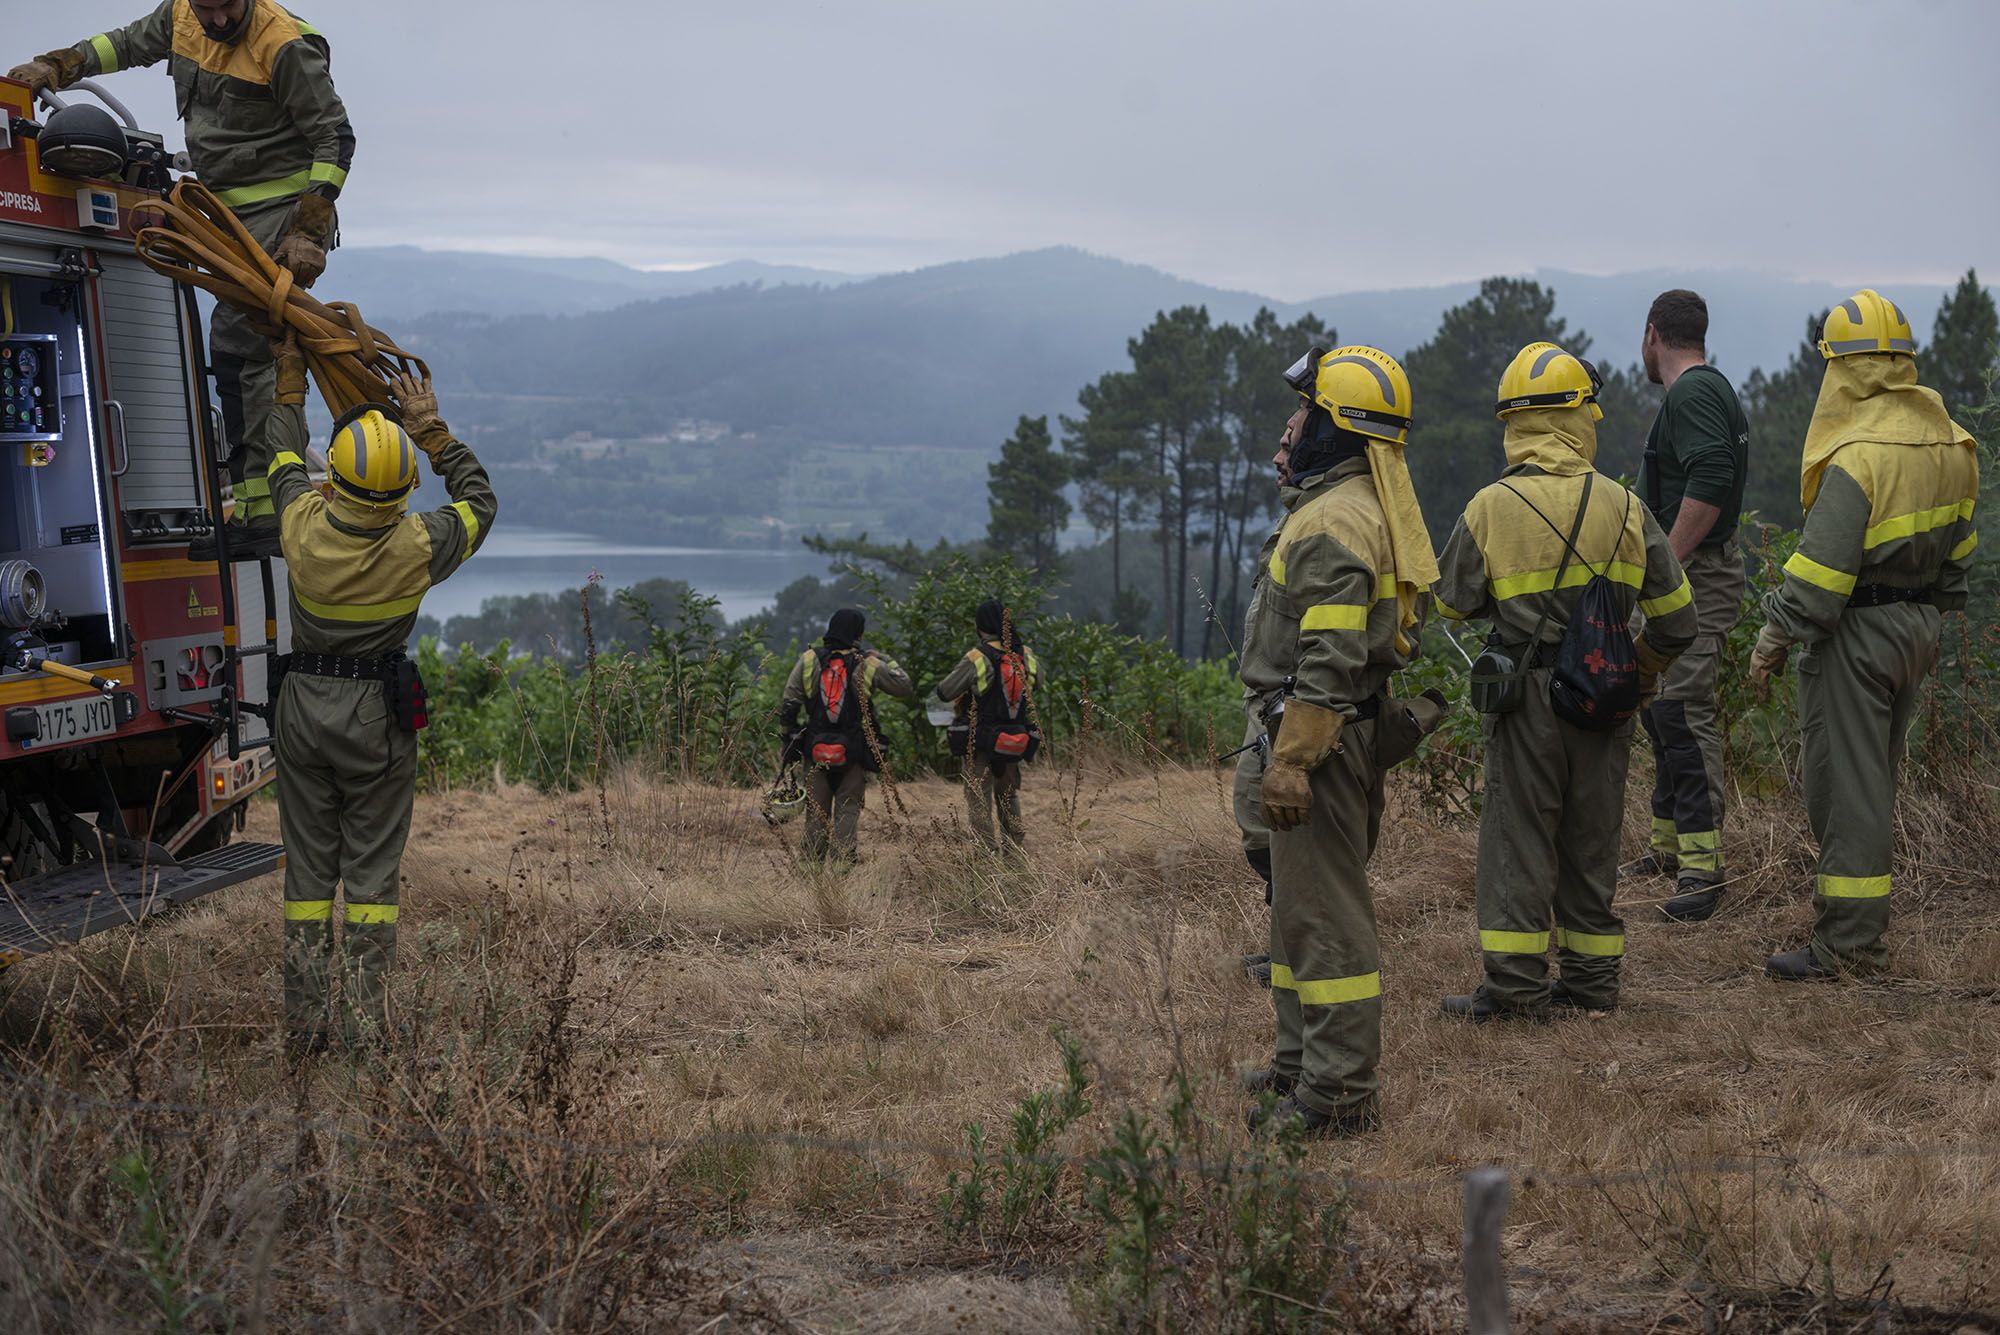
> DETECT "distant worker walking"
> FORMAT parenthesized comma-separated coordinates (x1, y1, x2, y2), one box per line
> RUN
(1750, 291, 1979, 980)
(1240, 345, 1438, 1138)
(1436, 343, 1695, 1021)
(265, 347, 496, 1053)
(780, 610, 912, 865)
(1632, 290, 1751, 922)
(935, 601, 1043, 854)
(12, 0, 357, 561)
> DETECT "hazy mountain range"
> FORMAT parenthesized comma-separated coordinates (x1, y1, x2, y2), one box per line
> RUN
(346, 244, 1964, 450)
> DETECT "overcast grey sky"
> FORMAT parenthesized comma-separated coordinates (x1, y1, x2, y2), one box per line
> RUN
(20, 0, 2000, 296)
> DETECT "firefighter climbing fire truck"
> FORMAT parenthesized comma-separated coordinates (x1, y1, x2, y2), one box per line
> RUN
(0, 73, 284, 968)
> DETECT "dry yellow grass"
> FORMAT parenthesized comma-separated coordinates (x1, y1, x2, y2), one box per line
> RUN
(2, 746, 1996, 1331)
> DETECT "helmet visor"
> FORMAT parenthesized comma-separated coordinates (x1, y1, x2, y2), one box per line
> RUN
(1282, 345, 1330, 397)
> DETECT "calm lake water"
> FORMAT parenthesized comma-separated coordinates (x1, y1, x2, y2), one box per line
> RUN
(425, 528, 828, 626)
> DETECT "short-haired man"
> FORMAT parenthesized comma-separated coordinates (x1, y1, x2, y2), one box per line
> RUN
(1632, 290, 1750, 922)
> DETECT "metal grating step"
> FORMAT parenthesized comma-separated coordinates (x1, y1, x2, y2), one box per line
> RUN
(0, 841, 284, 965)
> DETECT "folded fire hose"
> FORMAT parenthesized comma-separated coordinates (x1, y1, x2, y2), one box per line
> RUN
(132, 180, 427, 416)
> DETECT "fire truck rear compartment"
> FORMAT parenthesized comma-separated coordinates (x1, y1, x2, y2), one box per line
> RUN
(1, 270, 116, 668)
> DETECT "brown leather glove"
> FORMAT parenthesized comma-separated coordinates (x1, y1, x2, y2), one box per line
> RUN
(387, 370, 445, 446)
(273, 192, 335, 288)
(10, 49, 85, 95)
(1260, 698, 1344, 832)
(1634, 637, 1678, 711)
(269, 332, 306, 407)
(1748, 624, 1790, 701)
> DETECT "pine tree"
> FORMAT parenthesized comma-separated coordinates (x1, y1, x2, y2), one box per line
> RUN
(1926, 269, 1999, 412)
(986, 415, 1070, 570)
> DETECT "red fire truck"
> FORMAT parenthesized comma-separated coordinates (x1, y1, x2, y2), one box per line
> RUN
(0, 75, 284, 970)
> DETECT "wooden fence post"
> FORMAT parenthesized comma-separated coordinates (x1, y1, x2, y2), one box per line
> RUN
(1462, 1165, 1512, 1335)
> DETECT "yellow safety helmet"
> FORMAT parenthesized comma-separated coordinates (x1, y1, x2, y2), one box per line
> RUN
(1496, 342, 1603, 421)
(1282, 344, 1413, 446)
(1818, 289, 1917, 359)
(327, 403, 418, 507)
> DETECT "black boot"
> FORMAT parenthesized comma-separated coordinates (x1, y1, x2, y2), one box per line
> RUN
(1618, 850, 1675, 881)
(1238, 1067, 1297, 1096)
(1661, 880, 1723, 922)
(1766, 946, 1838, 982)
(1247, 1093, 1380, 1139)
(1549, 977, 1616, 1013)
(189, 515, 282, 563)
(1441, 988, 1549, 1024)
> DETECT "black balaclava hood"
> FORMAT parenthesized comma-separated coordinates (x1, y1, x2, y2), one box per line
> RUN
(824, 608, 865, 650)
(1287, 405, 1373, 484)
(975, 599, 1010, 640)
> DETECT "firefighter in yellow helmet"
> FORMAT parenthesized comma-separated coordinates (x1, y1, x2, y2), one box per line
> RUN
(1435, 344, 1696, 1020)
(13, 1, 357, 561)
(1751, 291, 1979, 980)
(262, 339, 496, 1053)
(1237, 345, 1438, 1137)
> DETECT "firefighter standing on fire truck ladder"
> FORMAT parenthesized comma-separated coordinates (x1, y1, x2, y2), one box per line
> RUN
(779, 609, 913, 864)
(11, 0, 356, 561)
(263, 341, 495, 1053)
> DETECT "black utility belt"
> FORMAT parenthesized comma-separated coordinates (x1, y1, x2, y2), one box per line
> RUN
(284, 651, 400, 681)
(277, 652, 430, 732)
(1848, 584, 1933, 608)
(1348, 695, 1383, 722)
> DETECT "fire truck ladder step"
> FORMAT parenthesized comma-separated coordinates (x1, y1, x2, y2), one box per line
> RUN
(0, 841, 284, 968)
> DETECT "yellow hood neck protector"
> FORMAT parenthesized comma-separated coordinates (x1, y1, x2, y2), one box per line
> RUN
(1502, 405, 1599, 476)
(327, 488, 407, 531)
(1363, 439, 1440, 654)
(1799, 355, 1976, 509)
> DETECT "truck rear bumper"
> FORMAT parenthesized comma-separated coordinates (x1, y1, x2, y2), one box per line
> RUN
(0, 841, 283, 969)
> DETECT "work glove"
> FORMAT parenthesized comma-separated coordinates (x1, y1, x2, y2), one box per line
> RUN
(272, 192, 335, 288)
(1634, 637, 1678, 712)
(1748, 624, 1790, 701)
(1260, 698, 1343, 832)
(387, 370, 446, 445)
(9, 50, 85, 96)
(269, 332, 306, 407)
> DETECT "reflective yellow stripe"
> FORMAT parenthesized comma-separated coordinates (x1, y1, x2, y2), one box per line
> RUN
(1679, 830, 1719, 850)
(309, 162, 348, 189)
(284, 899, 333, 922)
(1270, 964, 1380, 1005)
(1491, 560, 1644, 601)
(235, 475, 272, 500)
(290, 587, 426, 623)
(1480, 929, 1551, 954)
(213, 170, 313, 209)
(270, 451, 307, 473)
(1300, 603, 1369, 632)
(1639, 574, 1693, 617)
(1818, 873, 1890, 899)
(1863, 497, 1976, 549)
(1783, 551, 1857, 597)
(451, 500, 481, 550)
(1950, 531, 1979, 561)
(90, 34, 120, 73)
(1268, 552, 1287, 587)
(297, 20, 321, 36)
(1555, 927, 1625, 957)
(345, 903, 399, 925)
(1376, 573, 1398, 600)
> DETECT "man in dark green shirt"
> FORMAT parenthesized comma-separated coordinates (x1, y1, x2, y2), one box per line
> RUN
(1632, 290, 1750, 922)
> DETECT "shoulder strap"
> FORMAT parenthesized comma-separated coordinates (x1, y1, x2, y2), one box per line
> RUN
(1499, 473, 1595, 669)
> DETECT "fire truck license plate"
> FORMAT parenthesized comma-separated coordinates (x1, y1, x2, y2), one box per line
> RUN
(22, 696, 118, 750)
